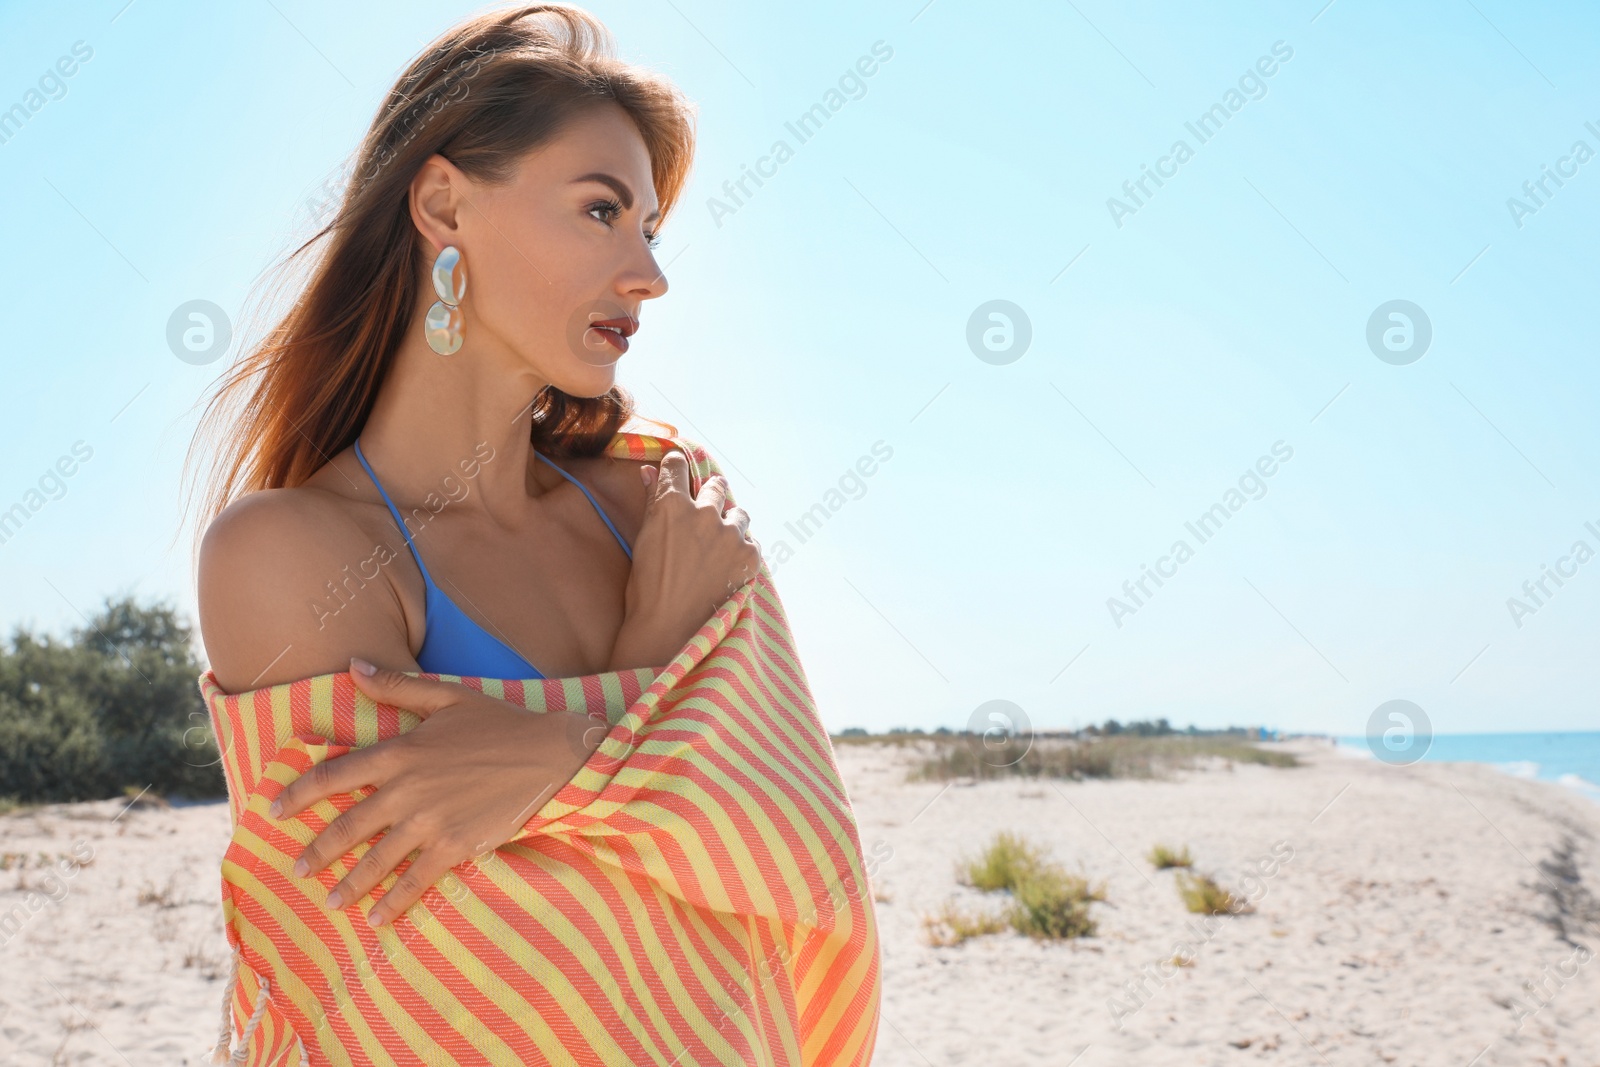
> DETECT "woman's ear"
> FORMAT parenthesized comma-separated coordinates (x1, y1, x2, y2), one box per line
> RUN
(409, 154, 466, 251)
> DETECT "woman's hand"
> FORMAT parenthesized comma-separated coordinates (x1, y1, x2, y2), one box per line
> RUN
(607, 450, 762, 670)
(268, 658, 606, 927)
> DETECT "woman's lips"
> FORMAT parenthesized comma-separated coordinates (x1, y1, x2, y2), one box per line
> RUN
(590, 325, 629, 354)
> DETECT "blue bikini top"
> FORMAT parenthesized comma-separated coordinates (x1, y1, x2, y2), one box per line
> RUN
(351, 437, 632, 679)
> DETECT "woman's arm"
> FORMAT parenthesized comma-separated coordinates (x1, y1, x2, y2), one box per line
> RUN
(267, 660, 602, 928)
(217, 447, 759, 927)
(605, 449, 759, 670)
(197, 486, 420, 692)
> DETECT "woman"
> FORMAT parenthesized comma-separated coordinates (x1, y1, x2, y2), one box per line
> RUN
(194, 5, 757, 927)
(190, 10, 889, 1067)
(185, 7, 883, 1066)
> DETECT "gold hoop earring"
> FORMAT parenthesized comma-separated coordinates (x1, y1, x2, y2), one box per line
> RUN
(425, 245, 467, 355)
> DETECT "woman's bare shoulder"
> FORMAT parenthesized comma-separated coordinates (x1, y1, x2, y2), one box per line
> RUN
(197, 483, 415, 692)
(199, 485, 370, 585)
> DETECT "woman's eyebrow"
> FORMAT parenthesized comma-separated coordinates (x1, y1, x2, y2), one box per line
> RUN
(572, 172, 661, 222)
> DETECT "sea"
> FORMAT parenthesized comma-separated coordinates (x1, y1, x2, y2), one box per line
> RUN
(1335, 731, 1600, 805)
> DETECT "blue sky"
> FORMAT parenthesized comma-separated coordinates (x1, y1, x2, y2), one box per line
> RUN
(2, 1, 1597, 736)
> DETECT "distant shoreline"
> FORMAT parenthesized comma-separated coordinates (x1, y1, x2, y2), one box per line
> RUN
(1333, 731, 1600, 806)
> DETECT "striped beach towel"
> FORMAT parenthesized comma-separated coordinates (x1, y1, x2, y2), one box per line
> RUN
(200, 433, 882, 1066)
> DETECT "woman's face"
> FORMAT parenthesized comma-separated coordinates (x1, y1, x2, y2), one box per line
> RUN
(417, 102, 668, 396)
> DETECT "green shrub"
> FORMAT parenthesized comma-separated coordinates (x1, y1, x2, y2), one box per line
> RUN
(0, 683, 107, 800)
(0, 596, 223, 802)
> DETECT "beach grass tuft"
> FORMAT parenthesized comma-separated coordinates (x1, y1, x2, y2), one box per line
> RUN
(1006, 867, 1103, 940)
(956, 830, 1047, 891)
(1175, 871, 1253, 915)
(929, 831, 1107, 943)
(137, 872, 183, 909)
(921, 899, 1009, 947)
(1148, 843, 1194, 869)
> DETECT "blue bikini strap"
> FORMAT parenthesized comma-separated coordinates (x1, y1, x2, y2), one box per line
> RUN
(354, 438, 631, 569)
(351, 438, 436, 586)
(535, 452, 634, 561)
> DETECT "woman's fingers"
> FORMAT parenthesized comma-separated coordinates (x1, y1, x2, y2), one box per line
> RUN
(271, 660, 469, 822)
(736, 540, 762, 587)
(724, 505, 751, 539)
(292, 779, 396, 880)
(270, 744, 382, 821)
(368, 844, 461, 928)
(322, 818, 413, 911)
(652, 450, 692, 503)
(348, 658, 468, 720)
(696, 474, 728, 515)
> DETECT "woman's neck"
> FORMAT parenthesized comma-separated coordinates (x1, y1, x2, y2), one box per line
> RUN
(355, 328, 555, 524)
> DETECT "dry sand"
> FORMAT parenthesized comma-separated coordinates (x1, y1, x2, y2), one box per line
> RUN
(0, 791, 237, 1065)
(0, 740, 1596, 1065)
(852, 739, 1600, 1066)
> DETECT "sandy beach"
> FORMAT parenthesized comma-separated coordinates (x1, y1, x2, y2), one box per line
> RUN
(1, 739, 1596, 1065)
(854, 739, 1600, 1066)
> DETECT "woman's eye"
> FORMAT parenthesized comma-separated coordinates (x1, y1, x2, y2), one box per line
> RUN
(588, 199, 623, 224)
(590, 199, 659, 249)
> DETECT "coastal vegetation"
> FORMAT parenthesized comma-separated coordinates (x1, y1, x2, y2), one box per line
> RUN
(834, 722, 1300, 783)
(0, 597, 222, 805)
(923, 831, 1107, 945)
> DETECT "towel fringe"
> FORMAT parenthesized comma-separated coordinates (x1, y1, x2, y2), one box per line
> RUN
(231, 969, 273, 1062)
(208, 946, 289, 1065)
(208, 950, 240, 1064)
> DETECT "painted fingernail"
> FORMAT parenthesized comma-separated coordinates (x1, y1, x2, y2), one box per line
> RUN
(269, 801, 283, 818)
(350, 657, 377, 676)
(293, 858, 308, 877)
(326, 890, 343, 909)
